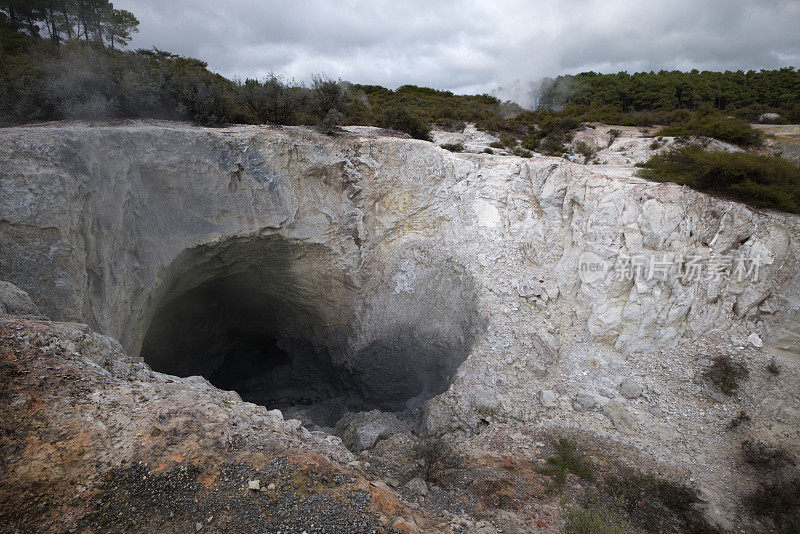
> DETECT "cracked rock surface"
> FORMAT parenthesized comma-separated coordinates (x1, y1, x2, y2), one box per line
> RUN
(1, 121, 800, 530)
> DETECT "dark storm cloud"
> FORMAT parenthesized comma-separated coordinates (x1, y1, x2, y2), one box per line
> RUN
(115, 0, 800, 103)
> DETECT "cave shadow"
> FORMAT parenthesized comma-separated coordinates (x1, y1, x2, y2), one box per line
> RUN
(139, 235, 480, 428)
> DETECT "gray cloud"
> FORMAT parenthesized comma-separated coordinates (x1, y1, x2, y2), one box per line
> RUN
(115, 0, 800, 104)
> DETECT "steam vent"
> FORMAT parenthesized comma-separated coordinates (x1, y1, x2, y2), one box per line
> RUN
(1, 122, 800, 532)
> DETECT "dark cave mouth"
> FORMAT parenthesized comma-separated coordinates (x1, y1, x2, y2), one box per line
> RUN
(140, 278, 360, 427)
(139, 275, 470, 428)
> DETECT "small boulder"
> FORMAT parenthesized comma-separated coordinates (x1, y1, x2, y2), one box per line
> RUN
(517, 281, 543, 298)
(573, 391, 600, 412)
(540, 389, 558, 408)
(247, 479, 260, 491)
(619, 378, 643, 399)
(0, 281, 41, 316)
(604, 401, 640, 435)
(404, 477, 428, 495)
(335, 409, 407, 451)
(747, 333, 763, 348)
(353, 423, 389, 452)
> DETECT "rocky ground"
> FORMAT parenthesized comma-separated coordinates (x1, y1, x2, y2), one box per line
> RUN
(430, 122, 748, 166)
(0, 310, 724, 534)
(755, 124, 800, 162)
(2, 285, 798, 533)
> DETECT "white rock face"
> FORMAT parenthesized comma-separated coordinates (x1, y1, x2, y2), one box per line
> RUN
(1, 121, 798, 364)
(1, 122, 799, 517)
(569, 124, 743, 166)
(759, 112, 781, 123)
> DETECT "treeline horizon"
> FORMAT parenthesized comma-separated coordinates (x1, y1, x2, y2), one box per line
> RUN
(537, 69, 800, 115)
(2, 2, 800, 140)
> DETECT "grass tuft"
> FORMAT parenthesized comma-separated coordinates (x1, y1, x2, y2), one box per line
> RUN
(562, 504, 634, 534)
(604, 471, 714, 532)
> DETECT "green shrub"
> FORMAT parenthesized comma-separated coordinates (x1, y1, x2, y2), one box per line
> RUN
(747, 477, 800, 533)
(311, 75, 346, 117)
(539, 135, 569, 156)
(742, 440, 796, 471)
(657, 114, 762, 147)
(539, 114, 581, 135)
(238, 75, 306, 125)
(489, 140, 504, 149)
(538, 437, 593, 492)
(440, 142, 464, 152)
(637, 147, 800, 213)
(605, 471, 710, 532)
(377, 106, 432, 140)
(703, 355, 749, 396)
(563, 505, 633, 534)
(0, 49, 55, 124)
(575, 140, 596, 162)
(435, 118, 466, 131)
(512, 146, 533, 158)
(410, 436, 463, 483)
(662, 108, 695, 125)
(521, 133, 541, 151)
(45, 44, 117, 120)
(170, 71, 231, 126)
(319, 109, 343, 134)
(498, 131, 517, 147)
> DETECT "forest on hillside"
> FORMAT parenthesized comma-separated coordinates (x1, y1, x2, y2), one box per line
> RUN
(2, 1, 800, 143)
(539, 70, 800, 116)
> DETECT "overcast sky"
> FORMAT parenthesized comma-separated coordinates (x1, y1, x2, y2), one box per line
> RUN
(115, 0, 800, 106)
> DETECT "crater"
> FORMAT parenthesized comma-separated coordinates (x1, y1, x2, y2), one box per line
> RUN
(139, 235, 478, 428)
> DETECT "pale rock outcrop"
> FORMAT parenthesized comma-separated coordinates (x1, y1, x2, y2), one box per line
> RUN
(430, 123, 505, 154)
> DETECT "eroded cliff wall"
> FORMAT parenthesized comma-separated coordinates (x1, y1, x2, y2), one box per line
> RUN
(1, 123, 800, 523)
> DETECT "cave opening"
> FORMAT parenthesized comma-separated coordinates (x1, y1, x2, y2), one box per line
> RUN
(140, 276, 363, 427)
(138, 236, 478, 430)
